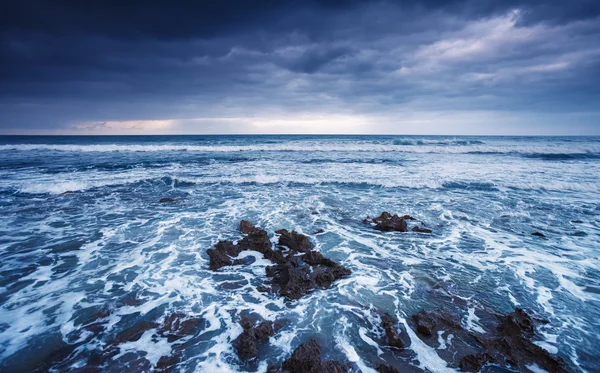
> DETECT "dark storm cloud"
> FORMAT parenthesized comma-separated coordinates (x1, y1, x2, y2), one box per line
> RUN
(0, 0, 599, 133)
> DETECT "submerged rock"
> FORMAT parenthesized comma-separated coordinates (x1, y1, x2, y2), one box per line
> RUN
(380, 313, 407, 349)
(531, 231, 546, 237)
(376, 364, 400, 373)
(412, 226, 432, 234)
(276, 229, 314, 252)
(158, 197, 175, 203)
(313, 229, 325, 234)
(412, 309, 462, 337)
(233, 316, 274, 360)
(410, 308, 572, 373)
(270, 338, 349, 373)
(158, 313, 202, 342)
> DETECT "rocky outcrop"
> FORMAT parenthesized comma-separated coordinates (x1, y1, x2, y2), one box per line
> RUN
(276, 229, 314, 252)
(365, 212, 432, 233)
(240, 220, 256, 234)
(233, 315, 274, 360)
(269, 338, 349, 373)
(207, 221, 350, 300)
(411, 308, 572, 373)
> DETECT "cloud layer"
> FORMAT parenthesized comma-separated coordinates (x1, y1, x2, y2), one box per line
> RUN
(1, 0, 599, 134)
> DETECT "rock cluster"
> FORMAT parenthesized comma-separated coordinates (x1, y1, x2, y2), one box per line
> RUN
(365, 212, 432, 233)
(233, 315, 274, 360)
(207, 221, 351, 300)
(268, 338, 350, 373)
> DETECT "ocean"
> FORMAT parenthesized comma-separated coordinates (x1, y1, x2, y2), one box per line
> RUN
(0, 135, 599, 372)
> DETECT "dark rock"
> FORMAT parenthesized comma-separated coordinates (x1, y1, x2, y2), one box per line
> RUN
(531, 232, 545, 237)
(276, 229, 314, 252)
(380, 313, 406, 349)
(155, 355, 178, 373)
(412, 226, 432, 234)
(410, 308, 572, 373)
(238, 229, 277, 260)
(372, 212, 408, 232)
(60, 190, 74, 195)
(207, 240, 242, 271)
(313, 229, 325, 234)
(399, 215, 416, 220)
(412, 309, 462, 337)
(265, 253, 351, 300)
(376, 364, 400, 373)
(280, 338, 349, 373)
(233, 316, 274, 360)
(158, 197, 175, 203)
(113, 320, 159, 344)
(240, 220, 256, 234)
(158, 313, 202, 342)
(572, 231, 587, 237)
(460, 353, 490, 372)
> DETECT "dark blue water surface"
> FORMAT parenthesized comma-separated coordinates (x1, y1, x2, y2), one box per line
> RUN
(0, 135, 599, 372)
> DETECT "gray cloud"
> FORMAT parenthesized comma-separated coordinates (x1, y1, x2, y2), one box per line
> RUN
(1, 1, 599, 134)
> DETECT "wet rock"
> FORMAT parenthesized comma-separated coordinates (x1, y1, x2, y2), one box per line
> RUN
(412, 309, 462, 337)
(158, 197, 175, 203)
(313, 229, 325, 234)
(60, 190, 74, 195)
(531, 232, 545, 237)
(380, 313, 407, 349)
(238, 229, 278, 260)
(154, 355, 178, 373)
(376, 364, 400, 373)
(158, 313, 202, 342)
(207, 240, 243, 271)
(233, 316, 274, 360)
(412, 226, 432, 234)
(279, 338, 350, 373)
(113, 320, 159, 344)
(459, 352, 490, 372)
(411, 308, 572, 373)
(266, 253, 351, 300)
(372, 212, 408, 232)
(276, 229, 314, 252)
(240, 220, 256, 234)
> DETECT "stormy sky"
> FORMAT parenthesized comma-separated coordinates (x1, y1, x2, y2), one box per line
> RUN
(1, 1, 599, 135)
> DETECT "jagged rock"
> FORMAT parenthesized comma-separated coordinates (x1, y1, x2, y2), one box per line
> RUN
(233, 316, 274, 360)
(240, 220, 256, 234)
(412, 309, 462, 337)
(372, 212, 408, 232)
(276, 229, 314, 252)
(380, 313, 406, 349)
(411, 308, 572, 373)
(412, 226, 432, 234)
(158, 197, 175, 203)
(531, 232, 545, 237)
(155, 355, 178, 373)
(238, 229, 279, 260)
(279, 338, 349, 373)
(158, 313, 202, 342)
(265, 253, 351, 300)
(459, 353, 490, 372)
(376, 364, 400, 373)
(207, 240, 242, 270)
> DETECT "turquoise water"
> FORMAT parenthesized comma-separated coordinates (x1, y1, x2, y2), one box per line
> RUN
(0, 135, 599, 372)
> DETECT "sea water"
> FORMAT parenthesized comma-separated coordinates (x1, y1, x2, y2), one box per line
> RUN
(0, 135, 598, 372)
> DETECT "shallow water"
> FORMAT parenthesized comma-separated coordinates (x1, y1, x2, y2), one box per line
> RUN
(0, 135, 599, 372)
